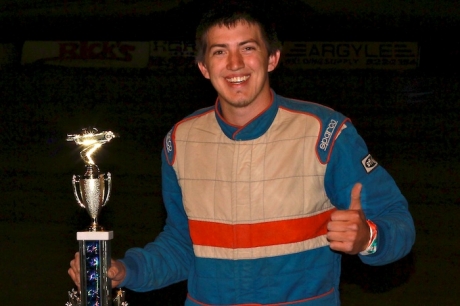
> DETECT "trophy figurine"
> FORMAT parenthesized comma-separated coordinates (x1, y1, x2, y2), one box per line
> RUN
(66, 128, 127, 306)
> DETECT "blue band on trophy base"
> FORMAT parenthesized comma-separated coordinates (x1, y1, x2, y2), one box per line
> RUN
(78, 231, 114, 306)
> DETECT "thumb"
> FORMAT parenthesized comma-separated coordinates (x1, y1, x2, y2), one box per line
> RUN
(349, 183, 363, 210)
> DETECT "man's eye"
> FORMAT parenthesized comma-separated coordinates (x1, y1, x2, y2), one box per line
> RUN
(213, 50, 224, 55)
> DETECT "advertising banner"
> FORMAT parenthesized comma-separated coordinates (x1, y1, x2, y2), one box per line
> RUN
(282, 42, 419, 69)
(21, 41, 419, 70)
(147, 40, 195, 69)
(21, 41, 150, 68)
(149, 40, 195, 57)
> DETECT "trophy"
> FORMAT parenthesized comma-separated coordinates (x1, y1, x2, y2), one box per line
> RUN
(66, 128, 127, 306)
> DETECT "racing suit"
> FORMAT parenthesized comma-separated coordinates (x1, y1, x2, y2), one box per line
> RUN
(118, 91, 415, 305)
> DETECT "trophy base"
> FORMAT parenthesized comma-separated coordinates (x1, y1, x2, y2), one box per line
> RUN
(66, 288, 128, 306)
(76, 231, 114, 306)
(77, 231, 114, 241)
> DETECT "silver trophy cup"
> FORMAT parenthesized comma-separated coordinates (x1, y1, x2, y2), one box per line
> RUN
(72, 171, 111, 231)
(66, 128, 127, 306)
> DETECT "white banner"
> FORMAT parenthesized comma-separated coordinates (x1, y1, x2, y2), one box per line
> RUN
(149, 40, 195, 57)
(282, 42, 419, 69)
(21, 41, 150, 68)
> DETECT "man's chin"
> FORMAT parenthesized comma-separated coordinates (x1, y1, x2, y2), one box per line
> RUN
(219, 92, 253, 108)
(226, 99, 252, 108)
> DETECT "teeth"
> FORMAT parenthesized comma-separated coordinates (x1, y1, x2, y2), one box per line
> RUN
(227, 75, 249, 83)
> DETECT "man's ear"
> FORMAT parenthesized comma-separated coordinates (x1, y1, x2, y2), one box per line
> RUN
(198, 62, 210, 79)
(267, 50, 281, 72)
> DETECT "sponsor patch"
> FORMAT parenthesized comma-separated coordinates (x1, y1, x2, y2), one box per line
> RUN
(361, 154, 379, 173)
(165, 130, 173, 153)
(319, 119, 338, 151)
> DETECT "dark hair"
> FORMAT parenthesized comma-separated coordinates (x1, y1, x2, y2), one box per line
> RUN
(195, 3, 281, 64)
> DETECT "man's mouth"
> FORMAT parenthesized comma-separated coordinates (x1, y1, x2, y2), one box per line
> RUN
(226, 75, 250, 84)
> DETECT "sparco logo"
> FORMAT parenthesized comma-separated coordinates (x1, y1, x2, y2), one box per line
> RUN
(166, 131, 173, 153)
(361, 154, 379, 173)
(320, 119, 338, 151)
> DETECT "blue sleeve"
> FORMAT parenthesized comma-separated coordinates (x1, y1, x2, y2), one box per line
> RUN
(117, 148, 194, 291)
(324, 122, 415, 266)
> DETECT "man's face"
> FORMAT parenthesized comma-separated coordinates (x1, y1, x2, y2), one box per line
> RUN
(198, 21, 280, 110)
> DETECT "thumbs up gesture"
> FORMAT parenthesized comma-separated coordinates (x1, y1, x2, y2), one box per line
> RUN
(327, 183, 371, 254)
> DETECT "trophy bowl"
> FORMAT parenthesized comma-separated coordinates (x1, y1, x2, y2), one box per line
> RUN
(72, 171, 112, 231)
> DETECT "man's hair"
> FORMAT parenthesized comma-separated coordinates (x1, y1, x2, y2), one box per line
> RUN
(195, 3, 282, 64)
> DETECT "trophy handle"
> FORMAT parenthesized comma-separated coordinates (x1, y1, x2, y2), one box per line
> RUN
(72, 175, 86, 209)
(103, 172, 112, 207)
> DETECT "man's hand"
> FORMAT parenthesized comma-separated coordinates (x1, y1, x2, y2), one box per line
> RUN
(68, 252, 127, 290)
(107, 259, 126, 288)
(327, 183, 370, 254)
(68, 252, 81, 290)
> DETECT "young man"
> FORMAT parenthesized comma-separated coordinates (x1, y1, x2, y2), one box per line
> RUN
(69, 5, 415, 305)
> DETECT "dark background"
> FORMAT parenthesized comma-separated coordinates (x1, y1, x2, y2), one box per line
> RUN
(0, 1, 459, 305)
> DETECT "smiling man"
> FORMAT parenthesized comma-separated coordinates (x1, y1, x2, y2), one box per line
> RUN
(197, 19, 279, 126)
(69, 3, 415, 305)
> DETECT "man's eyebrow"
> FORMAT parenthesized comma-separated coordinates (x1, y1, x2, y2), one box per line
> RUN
(208, 43, 228, 49)
(208, 40, 261, 49)
(239, 39, 260, 47)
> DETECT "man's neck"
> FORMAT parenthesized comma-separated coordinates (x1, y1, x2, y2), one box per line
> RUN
(219, 90, 273, 127)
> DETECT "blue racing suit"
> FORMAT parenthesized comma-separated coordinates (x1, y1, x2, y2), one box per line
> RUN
(118, 91, 415, 305)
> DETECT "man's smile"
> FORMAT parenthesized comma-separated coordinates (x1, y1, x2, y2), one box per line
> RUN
(226, 75, 250, 84)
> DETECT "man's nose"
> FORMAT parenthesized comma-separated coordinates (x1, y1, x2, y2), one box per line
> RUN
(226, 51, 244, 70)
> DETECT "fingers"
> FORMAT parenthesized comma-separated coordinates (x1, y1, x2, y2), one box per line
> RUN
(327, 183, 369, 254)
(68, 252, 81, 291)
(69, 254, 126, 290)
(107, 264, 118, 279)
(108, 259, 127, 288)
(349, 182, 362, 210)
